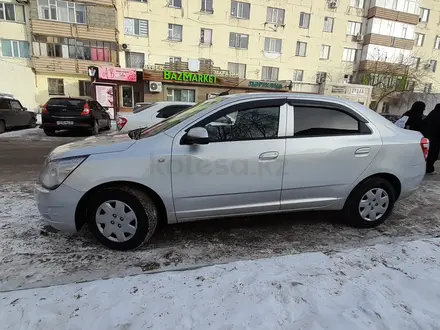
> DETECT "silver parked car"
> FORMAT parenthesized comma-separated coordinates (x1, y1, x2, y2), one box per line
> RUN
(36, 93, 428, 250)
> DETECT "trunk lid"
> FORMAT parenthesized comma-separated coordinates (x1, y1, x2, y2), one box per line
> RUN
(46, 98, 87, 117)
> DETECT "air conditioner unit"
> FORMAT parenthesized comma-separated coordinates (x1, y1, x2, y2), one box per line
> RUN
(149, 81, 162, 93)
(355, 33, 363, 42)
(328, 1, 338, 8)
(120, 43, 129, 51)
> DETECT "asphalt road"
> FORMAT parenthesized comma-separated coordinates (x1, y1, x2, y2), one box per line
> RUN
(1, 127, 440, 291)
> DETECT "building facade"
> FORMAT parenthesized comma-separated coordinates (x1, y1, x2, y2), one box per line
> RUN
(3, 0, 440, 112)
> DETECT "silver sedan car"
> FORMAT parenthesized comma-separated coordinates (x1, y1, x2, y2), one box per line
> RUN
(35, 93, 428, 250)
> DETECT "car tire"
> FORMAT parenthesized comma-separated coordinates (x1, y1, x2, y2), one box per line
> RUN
(0, 120, 5, 134)
(90, 120, 99, 135)
(104, 119, 111, 131)
(86, 186, 158, 251)
(44, 129, 55, 136)
(343, 177, 396, 228)
(28, 117, 37, 128)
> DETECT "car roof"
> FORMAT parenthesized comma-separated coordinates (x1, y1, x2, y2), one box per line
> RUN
(153, 101, 196, 106)
(48, 96, 93, 101)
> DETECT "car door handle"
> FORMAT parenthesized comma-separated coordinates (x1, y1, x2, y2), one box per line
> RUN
(355, 147, 370, 157)
(259, 151, 279, 161)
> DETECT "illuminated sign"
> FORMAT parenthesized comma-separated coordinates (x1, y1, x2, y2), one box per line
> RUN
(248, 81, 284, 89)
(163, 70, 217, 84)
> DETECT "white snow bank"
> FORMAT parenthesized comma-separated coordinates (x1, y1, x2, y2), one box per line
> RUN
(0, 127, 41, 138)
(2, 238, 440, 330)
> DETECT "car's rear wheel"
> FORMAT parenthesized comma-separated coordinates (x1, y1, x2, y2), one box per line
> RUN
(87, 186, 158, 250)
(44, 129, 55, 136)
(28, 117, 37, 128)
(0, 121, 5, 134)
(90, 120, 99, 135)
(343, 177, 396, 228)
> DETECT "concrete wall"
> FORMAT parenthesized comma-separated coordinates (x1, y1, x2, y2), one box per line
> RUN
(35, 73, 89, 106)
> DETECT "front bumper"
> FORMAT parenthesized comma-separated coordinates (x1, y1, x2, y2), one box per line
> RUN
(35, 183, 84, 233)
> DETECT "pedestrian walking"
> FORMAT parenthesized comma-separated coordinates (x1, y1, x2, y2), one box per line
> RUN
(422, 104, 440, 174)
(395, 101, 426, 132)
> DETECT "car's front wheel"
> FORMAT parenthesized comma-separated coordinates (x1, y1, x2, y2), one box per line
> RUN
(87, 186, 158, 250)
(343, 177, 396, 228)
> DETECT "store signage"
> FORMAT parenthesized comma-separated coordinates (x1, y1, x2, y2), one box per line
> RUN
(248, 81, 284, 89)
(331, 86, 347, 94)
(98, 67, 137, 82)
(349, 87, 366, 95)
(163, 70, 217, 84)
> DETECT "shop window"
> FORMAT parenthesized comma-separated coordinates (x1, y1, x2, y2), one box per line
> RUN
(126, 52, 145, 69)
(167, 88, 195, 102)
(48, 78, 64, 95)
(0, 3, 25, 22)
(79, 80, 91, 97)
(122, 86, 134, 107)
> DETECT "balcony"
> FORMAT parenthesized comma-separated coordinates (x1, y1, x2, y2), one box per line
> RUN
(32, 57, 116, 75)
(364, 34, 414, 50)
(30, 19, 116, 42)
(359, 60, 409, 74)
(367, 7, 419, 25)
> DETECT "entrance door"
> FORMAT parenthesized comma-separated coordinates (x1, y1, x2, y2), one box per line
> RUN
(171, 99, 288, 221)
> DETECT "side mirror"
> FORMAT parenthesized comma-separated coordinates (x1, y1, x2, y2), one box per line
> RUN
(22, 107, 27, 111)
(184, 127, 209, 145)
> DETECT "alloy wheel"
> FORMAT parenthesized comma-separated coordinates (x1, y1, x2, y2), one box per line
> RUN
(95, 200, 138, 242)
(358, 188, 389, 222)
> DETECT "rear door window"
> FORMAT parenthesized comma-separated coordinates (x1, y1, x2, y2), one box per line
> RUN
(47, 99, 86, 108)
(10, 100, 22, 111)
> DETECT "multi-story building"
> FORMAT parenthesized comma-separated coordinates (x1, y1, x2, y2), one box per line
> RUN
(28, 0, 118, 106)
(0, 0, 38, 110)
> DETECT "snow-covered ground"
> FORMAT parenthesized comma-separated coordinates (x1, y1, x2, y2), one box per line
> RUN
(1, 238, 440, 330)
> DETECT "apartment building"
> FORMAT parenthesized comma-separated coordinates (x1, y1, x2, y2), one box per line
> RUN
(0, 0, 38, 110)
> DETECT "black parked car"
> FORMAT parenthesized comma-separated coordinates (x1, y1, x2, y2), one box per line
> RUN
(0, 94, 37, 134)
(41, 97, 111, 136)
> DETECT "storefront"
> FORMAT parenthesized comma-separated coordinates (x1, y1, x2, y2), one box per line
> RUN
(88, 66, 144, 118)
(143, 62, 293, 103)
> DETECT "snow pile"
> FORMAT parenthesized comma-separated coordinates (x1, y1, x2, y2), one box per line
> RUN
(0, 128, 41, 138)
(1, 238, 440, 330)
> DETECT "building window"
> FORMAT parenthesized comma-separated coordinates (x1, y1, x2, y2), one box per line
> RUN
(38, 0, 86, 24)
(33, 36, 117, 62)
(122, 86, 133, 107)
(261, 66, 279, 81)
(169, 56, 181, 63)
(167, 88, 196, 102)
(264, 37, 282, 53)
(342, 48, 357, 62)
(344, 74, 353, 83)
(415, 33, 424, 46)
(228, 62, 246, 78)
(295, 41, 307, 57)
(293, 70, 304, 82)
(266, 7, 284, 25)
(411, 57, 420, 69)
(126, 52, 145, 69)
(317, 71, 327, 83)
(0, 3, 25, 22)
(79, 80, 91, 96)
(201, 0, 213, 13)
(229, 32, 249, 49)
(199, 58, 213, 67)
(230, 1, 250, 19)
(200, 28, 213, 45)
(424, 83, 432, 93)
(124, 18, 148, 37)
(168, 24, 183, 41)
(1, 39, 29, 58)
(323, 17, 334, 32)
(48, 78, 64, 95)
(429, 60, 437, 72)
(347, 21, 362, 35)
(320, 45, 331, 60)
(435, 36, 440, 50)
(350, 0, 364, 8)
(420, 7, 429, 23)
(299, 12, 310, 29)
(168, 0, 181, 8)
(130, 0, 147, 2)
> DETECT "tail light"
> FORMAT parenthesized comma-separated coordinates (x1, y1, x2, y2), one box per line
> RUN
(41, 103, 49, 114)
(117, 117, 127, 130)
(81, 103, 90, 116)
(421, 137, 430, 160)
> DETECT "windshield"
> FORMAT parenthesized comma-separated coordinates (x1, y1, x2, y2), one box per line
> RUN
(138, 97, 225, 139)
(133, 103, 155, 114)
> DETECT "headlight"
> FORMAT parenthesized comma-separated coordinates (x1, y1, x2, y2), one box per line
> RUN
(39, 156, 87, 190)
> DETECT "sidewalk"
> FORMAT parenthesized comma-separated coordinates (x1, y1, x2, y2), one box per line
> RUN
(1, 238, 440, 330)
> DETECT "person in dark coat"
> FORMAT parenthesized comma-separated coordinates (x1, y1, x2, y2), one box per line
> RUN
(402, 101, 426, 132)
(422, 104, 440, 174)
